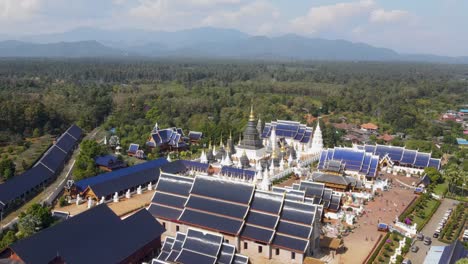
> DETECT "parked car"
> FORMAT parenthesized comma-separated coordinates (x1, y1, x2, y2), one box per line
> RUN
(411, 245, 419, 253)
(433, 232, 440, 238)
(402, 259, 412, 264)
(417, 233, 424, 241)
(424, 237, 432, 245)
(378, 223, 389, 232)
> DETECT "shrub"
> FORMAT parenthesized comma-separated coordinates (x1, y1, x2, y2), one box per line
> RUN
(59, 196, 68, 207)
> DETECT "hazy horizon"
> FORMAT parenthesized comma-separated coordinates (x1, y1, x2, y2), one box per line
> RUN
(1, 0, 467, 57)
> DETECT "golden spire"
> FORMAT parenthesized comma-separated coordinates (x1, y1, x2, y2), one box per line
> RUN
(209, 140, 212, 149)
(272, 150, 278, 159)
(229, 130, 232, 140)
(280, 141, 286, 152)
(220, 134, 223, 147)
(249, 105, 255, 121)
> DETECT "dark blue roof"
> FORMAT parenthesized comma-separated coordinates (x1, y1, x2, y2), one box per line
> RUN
(66, 124, 83, 140)
(9, 205, 164, 263)
(188, 131, 202, 140)
(439, 240, 468, 264)
(0, 125, 80, 205)
(0, 164, 53, 204)
(161, 160, 209, 174)
(75, 158, 168, 194)
(55, 133, 77, 153)
(128, 143, 139, 153)
(94, 155, 118, 166)
(39, 146, 67, 173)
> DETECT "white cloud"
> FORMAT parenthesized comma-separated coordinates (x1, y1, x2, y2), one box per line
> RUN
(0, 0, 41, 20)
(125, 0, 280, 34)
(290, 0, 374, 34)
(201, 0, 280, 34)
(370, 9, 410, 23)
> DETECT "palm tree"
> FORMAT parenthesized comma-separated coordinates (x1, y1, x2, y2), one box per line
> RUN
(444, 165, 460, 194)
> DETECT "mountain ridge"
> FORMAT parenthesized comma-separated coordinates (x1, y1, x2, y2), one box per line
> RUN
(0, 27, 467, 63)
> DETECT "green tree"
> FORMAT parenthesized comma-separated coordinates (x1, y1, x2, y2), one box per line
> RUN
(0, 159, 16, 181)
(0, 231, 17, 250)
(424, 167, 442, 184)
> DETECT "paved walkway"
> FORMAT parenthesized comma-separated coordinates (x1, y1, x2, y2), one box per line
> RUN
(404, 198, 459, 264)
(332, 183, 417, 264)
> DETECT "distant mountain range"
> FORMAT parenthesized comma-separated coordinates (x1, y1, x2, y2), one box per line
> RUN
(0, 27, 467, 63)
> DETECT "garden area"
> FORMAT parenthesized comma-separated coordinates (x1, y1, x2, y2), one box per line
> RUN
(399, 193, 441, 231)
(368, 232, 411, 264)
(439, 203, 467, 243)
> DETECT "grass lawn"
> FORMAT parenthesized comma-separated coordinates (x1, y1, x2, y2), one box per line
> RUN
(433, 182, 448, 196)
(412, 198, 439, 228)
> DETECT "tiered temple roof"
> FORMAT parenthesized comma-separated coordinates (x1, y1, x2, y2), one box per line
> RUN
(261, 120, 314, 144)
(147, 127, 187, 149)
(153, 228, 248, 264)
(279, 181, 341, 212)
(318, 147, 380, 178)
(357, 144, 441, 170)
(148, 173, 322, 253)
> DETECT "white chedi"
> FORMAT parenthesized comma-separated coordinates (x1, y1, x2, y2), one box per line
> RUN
(200, 150, 208, 163)
(113, 192, 119, 203)
(311, 121, 323, 153)
(260, 172, 271, 191)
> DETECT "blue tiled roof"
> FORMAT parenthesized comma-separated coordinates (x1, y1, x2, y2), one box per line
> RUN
(457, 138, 468, 145)
(95, 155, 118, 166)
(75, 158, 168, 192)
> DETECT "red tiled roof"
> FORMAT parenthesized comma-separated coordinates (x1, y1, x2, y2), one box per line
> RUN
(361, 123, 378, 130)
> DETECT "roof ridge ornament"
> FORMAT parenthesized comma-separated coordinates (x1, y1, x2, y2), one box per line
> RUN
(249, 105, 255, 121)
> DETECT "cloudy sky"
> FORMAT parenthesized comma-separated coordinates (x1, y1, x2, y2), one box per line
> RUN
(0, 0, 466, 56)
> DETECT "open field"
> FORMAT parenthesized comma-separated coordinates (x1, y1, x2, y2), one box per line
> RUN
(0, 135, 52, 177)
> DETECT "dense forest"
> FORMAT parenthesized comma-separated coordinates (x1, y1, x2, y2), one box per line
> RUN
(0, 58, 466, 156)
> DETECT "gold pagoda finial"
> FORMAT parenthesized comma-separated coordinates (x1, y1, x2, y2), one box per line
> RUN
(280, 141, 286, 152)
(229, 130, 232, 139)
(220, 134, 223, 147)
(249, 105, 255, 121)
(272, 150, 278, 159)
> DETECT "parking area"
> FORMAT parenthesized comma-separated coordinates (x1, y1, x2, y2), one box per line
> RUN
(404, 198, 459, 264)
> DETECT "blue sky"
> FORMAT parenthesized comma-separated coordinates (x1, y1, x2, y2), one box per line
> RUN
(0, 0, 466, 56)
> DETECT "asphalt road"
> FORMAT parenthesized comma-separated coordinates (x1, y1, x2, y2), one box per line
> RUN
(404, 198, 459, 263)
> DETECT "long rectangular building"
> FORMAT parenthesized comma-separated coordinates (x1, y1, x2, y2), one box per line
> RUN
(0, 205, 165, 263)
(0, 125, 82, 211)
(74, 157, 169, 201)
(147, 173, 322, 264)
